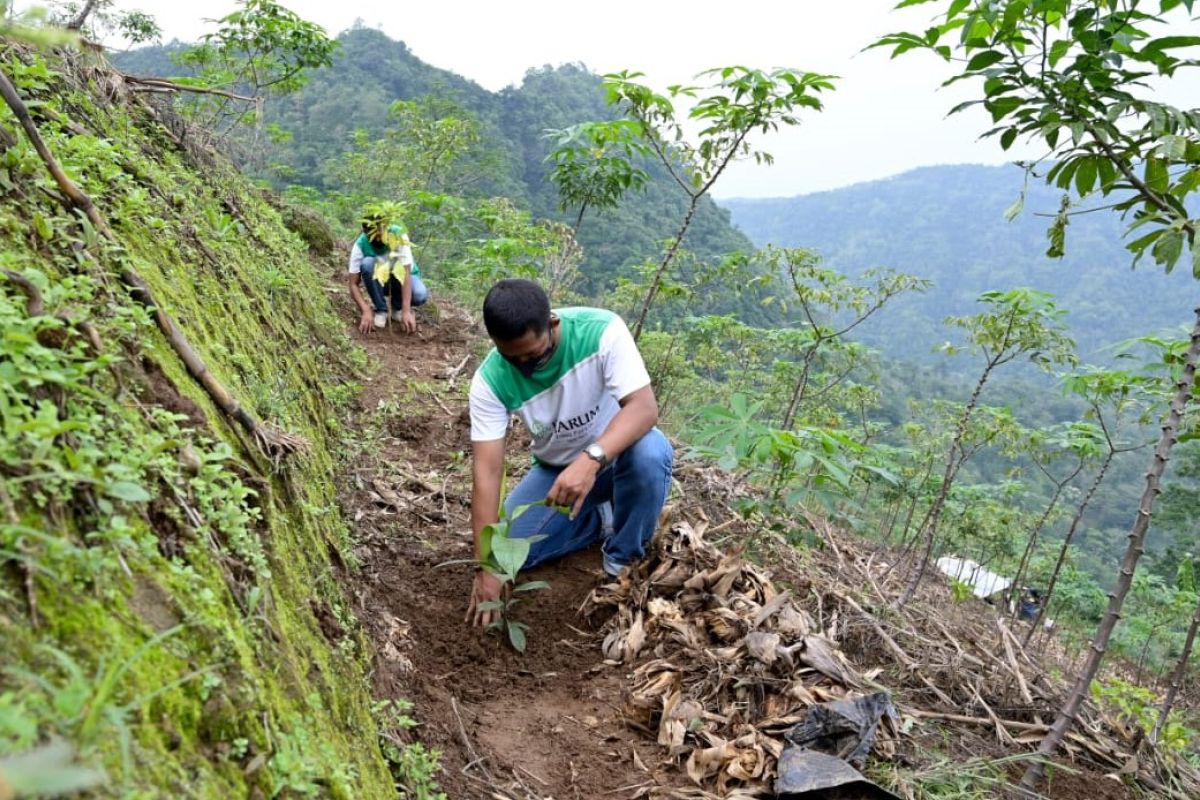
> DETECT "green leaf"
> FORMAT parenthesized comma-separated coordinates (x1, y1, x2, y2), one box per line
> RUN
(477, 600, 505, 611)
(513, 580, 550, 592)
(1075, 157, 1098, 195)
(507, 621, 527, 652)
(1048, 39, 1071, 67)
(1160, 134, 1188, 160)
(966, 50, 1004, 71)
(105, 482, 151, 503)
(1000, 128, 1018, 151)
(1152, 230, 1184, 269)
(986, 96, 1022, 122)
(1143, 35, 1200, 53)
(490, 531, 530, 581)
(477, 522, 498, 568)
(1145, 157, 1169, 193)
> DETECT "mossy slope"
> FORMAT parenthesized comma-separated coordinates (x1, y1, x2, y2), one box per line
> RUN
(0, 43, 395, 798)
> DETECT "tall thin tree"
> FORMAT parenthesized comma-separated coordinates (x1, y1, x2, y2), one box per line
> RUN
(875, 1, 1200, 789)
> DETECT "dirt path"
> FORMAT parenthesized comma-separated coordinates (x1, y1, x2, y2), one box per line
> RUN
(335, 305, 662, 799)
(328, 300, 1140, 800)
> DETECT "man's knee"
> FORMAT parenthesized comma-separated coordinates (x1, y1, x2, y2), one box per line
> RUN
(619, 428, 673, 486)
(410, 275, 429, 306)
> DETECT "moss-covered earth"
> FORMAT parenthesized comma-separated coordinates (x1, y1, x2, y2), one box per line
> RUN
(0, 44, 398, 797)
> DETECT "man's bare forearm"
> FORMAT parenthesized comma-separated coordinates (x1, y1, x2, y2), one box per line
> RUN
(471, 439, 505, 558)
(594, 386, 658, 460)
(347, 275, 371, 313)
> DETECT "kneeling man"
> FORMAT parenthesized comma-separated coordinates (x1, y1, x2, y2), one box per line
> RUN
(466, 279, 673, 627)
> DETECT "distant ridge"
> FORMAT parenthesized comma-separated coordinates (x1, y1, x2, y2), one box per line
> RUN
(720, 163, 1197, 361)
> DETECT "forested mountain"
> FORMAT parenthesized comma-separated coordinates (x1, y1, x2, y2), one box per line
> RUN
(722, 164, 1199, 362)
(115, 27, 751, 295)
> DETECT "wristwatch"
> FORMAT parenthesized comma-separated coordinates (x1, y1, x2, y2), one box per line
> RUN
(584, 443, 609, 468)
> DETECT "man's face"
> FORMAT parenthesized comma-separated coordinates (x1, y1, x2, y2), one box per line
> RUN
(495, 316, 559, 378)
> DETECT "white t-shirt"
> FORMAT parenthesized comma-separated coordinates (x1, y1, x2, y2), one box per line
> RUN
(469, 308, 650, 466)
(347, 225, 414, 275)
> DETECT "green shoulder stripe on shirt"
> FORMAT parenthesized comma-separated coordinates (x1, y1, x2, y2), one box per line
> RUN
(478, 307, 615, 410)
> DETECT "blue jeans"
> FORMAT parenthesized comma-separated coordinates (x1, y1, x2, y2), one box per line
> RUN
(504, 427, 673, 574)
(359, 256, 429, 313)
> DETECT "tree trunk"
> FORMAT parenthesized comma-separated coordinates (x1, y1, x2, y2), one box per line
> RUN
(897, 363, 995, 606)
(781, 348, 819, 430)
(879, 460, 935, 580)
(631, 194, 699, 342)
(1023, 452, 1114, 646)
(1019, 305, 1200, 793)
(1009, 470, 1077, 615)
(1135, 624, 1166, 686)
(1151, 593, 1200, 745)
(66, 0, 100, 30)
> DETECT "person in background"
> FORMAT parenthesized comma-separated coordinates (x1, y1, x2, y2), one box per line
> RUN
(347, 206, 429, 334)
(1018, 587, 1042, 622)
(464, 278, 674, 628)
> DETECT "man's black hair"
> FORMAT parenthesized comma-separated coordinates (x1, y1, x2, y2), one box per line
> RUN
(483, 279, 551, 342)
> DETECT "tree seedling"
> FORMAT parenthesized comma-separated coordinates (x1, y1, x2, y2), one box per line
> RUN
(475, 502, 558, 652)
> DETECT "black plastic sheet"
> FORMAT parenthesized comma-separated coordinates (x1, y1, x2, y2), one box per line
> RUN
(775, 692, 901, 799)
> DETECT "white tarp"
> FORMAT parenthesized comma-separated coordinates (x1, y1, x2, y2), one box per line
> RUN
(935, 556, 1011, 599)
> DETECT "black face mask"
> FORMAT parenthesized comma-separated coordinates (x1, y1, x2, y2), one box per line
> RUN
(504, 333, 557, 379)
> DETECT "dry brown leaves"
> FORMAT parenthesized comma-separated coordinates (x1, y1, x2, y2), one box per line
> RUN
(584, 520, 893, 797)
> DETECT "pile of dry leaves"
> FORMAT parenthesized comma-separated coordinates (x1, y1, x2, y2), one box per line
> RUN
(584, 520, 896, 797)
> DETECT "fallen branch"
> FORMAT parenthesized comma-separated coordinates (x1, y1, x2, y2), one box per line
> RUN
(2, 269, 107, 361)
(1, 269, 45, 316)
(971, 683, 1015, 746)
(445, 353, 470, 382)
(838, 593, 914, 668)
(428, 390, 453, 417)
(0, 61, 306, 463)
(122, 75, 256, 103)
(997, 618, 1038, 712)
(908, 708, 1050, 734)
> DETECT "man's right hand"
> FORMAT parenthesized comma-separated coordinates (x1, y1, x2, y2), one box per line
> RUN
(358, 309, 375, 334)
(465, 570, 504, 627)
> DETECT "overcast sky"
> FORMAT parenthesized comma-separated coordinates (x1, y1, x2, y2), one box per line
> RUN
(53, 0, 1200, 198)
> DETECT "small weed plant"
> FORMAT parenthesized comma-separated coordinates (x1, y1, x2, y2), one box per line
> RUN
(372, 699, 446, 800)
(1091, 678, 1194, 752)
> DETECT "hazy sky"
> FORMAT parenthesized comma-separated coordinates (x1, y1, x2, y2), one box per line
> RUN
(62, 0, 1200, 198)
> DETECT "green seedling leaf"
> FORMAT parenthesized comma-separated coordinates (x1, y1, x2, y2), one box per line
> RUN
(476, 600, 505, 611)
(513, 581, 550, 592)
(490, 531, 531, 581)
(507, 621, 527, 652)
(508, 501, 542, 520)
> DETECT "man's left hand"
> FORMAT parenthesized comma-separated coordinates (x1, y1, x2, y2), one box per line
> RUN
(400, 309, 417, 333)
(546, 455, 599, 519)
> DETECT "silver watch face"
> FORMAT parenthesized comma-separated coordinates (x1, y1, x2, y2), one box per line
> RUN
(587, 444, 605, 462)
